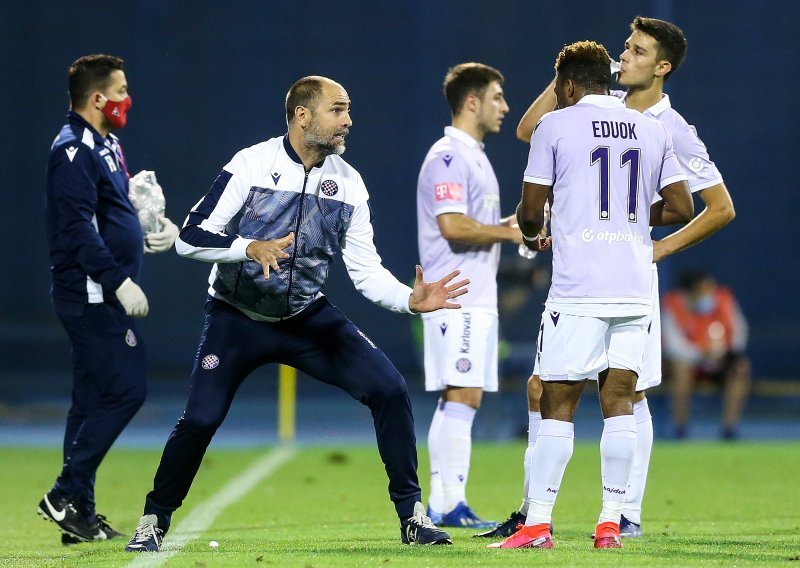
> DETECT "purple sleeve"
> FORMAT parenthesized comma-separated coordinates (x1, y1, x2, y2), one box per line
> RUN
(658, 129, 690, 189)
(670, 121, 724, 192)
(421, 151, 470, 215)
(523, 114, 556, 185)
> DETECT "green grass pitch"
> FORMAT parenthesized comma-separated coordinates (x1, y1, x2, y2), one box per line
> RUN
(2, 442, 798, 566)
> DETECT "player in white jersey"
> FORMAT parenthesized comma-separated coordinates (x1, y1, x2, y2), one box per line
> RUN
(489, 41, 693, 551)
(484, 16, 736, 541)
(417, 63, 522, 529)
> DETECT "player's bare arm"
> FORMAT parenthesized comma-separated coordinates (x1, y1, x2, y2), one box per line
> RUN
(245, 232, 295, 279)
(516, 181, 552, 252)
(437, 212, 522, 245)
(516, 79, 557, 143)
(652, 182, 735, 262)
(650, 179, 693, 227)
(408, 265, 469, 313)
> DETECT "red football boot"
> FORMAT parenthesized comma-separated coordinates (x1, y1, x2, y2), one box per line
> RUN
(594, 521, 622, 549)
(487, 523, 553, 549)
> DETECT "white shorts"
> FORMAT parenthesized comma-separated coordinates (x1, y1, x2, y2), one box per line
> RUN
(637, 266, 662, 391)
(533, 269, 662, 390)
(422, 310, 499, 392)
(536, 310, 649, 382)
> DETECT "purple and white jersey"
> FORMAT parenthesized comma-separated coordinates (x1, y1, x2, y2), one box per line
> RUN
(417, 126, 501, 313)
(612, 91, 723, 194)
(524, 95, 687, 316)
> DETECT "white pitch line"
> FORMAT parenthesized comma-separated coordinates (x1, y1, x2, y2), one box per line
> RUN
(126, 444, 296, 567)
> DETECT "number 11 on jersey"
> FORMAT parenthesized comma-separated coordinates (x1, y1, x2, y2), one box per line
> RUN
(590, 146, 641, 222)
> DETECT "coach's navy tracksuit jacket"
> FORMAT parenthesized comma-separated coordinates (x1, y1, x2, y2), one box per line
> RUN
(142, 134, 423, 527)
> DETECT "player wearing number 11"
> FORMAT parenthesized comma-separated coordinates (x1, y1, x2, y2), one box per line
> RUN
(485, 17, 735, 542)
(492, 41, 693, 550)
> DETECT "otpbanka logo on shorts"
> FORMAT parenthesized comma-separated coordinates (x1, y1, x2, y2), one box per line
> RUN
(581, 229, 644, 244)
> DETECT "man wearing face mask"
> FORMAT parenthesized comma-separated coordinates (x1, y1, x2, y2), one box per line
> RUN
(662, 270, 751, 440)
(40, 54, 179, 545)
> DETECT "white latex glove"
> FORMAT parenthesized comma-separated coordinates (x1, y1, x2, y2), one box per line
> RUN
(115, 277, 149, 317)
(144, 216, 179, 253)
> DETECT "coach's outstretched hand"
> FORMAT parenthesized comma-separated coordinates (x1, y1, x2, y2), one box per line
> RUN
(408, 265, 469, 313)
(246, 232, 295, 279)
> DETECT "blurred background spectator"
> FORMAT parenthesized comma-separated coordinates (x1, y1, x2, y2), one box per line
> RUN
(662, 270, 751, 440)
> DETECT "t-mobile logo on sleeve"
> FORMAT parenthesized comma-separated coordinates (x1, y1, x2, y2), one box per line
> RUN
(434, 182, 463, 201)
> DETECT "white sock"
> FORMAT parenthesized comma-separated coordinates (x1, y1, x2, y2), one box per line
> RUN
(524, 419, 574, 526)
(598, 415, 637, 524)
(520, 411, 542, 515)
(440, 401, 476, 512)
(622, 398, 652, 524)
(426, 399, 445, 514)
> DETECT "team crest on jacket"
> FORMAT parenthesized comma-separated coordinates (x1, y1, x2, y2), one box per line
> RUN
(125, 329, 137, 347)
(321, 179, 339, 196)
(455, 358, 471, 373)
(201, 354, 220, 370)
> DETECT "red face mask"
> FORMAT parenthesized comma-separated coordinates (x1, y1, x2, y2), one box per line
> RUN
(101, 94, 132, 129)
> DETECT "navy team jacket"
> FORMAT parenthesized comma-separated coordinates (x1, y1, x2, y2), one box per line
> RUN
(45, 111, 143, 315)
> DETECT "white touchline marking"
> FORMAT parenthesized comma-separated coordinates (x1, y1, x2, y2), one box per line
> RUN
(126, 445, 296, 567)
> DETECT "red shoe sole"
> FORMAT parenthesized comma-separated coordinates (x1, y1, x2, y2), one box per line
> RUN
(488, 535, 553, 549)
(594, 536, 622, 549)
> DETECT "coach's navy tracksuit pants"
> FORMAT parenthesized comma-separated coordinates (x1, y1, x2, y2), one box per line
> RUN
(53, 302, 147, 523)
(144, 297, 420, 530)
